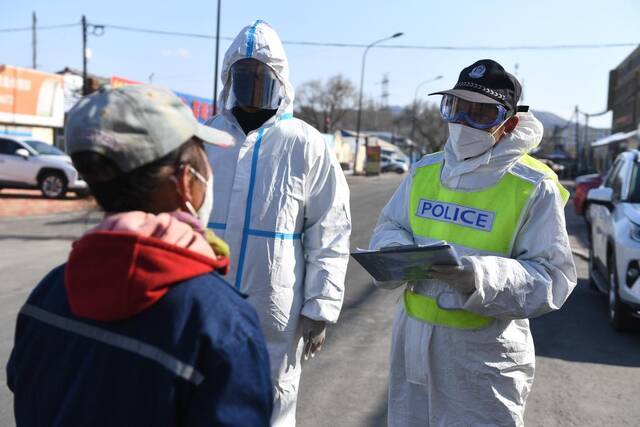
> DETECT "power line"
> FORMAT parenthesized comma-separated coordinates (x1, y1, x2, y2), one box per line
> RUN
(94, 23, 639, 51)
(98, 23, 232, 40)
(401, 42, 638, 51)
(0, 22, 79, 33)
(1, 20, 638, 51)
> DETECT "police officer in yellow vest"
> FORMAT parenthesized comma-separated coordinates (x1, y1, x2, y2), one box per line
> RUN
(370, 59, 577, 426)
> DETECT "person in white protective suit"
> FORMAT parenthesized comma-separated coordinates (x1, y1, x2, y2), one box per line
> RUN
(204, 20, 351, 426)
(369, 59, 577, 426)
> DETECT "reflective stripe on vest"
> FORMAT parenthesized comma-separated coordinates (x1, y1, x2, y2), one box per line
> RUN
(404, 289, 493, 330)
(409, 156, 536, 256)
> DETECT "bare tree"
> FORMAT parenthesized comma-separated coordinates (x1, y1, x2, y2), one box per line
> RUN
(414, 101, 449, 152)
(386, 101, 448, 154)
(295, 76, 447, 154)
(296, 74, 356, 133)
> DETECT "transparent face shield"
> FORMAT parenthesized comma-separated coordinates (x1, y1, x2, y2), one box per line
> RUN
(226, 59, 283, 111)
(440, 94, 508, 130)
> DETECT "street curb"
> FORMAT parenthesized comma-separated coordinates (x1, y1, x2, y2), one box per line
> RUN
(0, 208, 100, 223)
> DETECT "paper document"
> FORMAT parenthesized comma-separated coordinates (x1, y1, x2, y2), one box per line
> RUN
(351, 241, 461, 282)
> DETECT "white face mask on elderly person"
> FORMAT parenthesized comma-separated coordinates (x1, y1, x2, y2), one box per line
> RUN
(180, 165, 214, 229)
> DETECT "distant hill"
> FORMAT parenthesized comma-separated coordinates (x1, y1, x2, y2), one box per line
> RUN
(529, 109, 611, 158)
(387, 105, 596, 131)
(531, 110, 571, 130)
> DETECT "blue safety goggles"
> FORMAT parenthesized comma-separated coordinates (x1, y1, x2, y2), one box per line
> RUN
(439, 94, 509, 130)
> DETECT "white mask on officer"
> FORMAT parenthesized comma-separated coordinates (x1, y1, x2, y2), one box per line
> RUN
(448, 123, 500, 161)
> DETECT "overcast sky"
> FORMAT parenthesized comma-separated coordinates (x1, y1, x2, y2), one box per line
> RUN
(3, 0, 639, 128)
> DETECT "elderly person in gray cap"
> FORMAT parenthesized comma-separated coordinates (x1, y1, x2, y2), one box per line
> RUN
(7, 85, 273, 426)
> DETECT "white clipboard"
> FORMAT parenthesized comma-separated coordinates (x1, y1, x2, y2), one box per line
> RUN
(351, 241, 461, 282)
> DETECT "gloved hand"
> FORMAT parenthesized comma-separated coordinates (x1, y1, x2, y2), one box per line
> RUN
(429, 258, 476, 295)
(301, 316, 326, 360)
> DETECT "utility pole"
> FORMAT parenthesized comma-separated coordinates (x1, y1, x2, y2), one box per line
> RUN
(32, 12, 37, 69)
(354, 32, 403, 175)
(82, 15, 88, 96)
(579, 107, 608, 172)
(582, 113, 591, 169)
(212, 0, 221, 116)
(575, 105, 581, 174)
(381, 73, 389, 108)
(78, 17, 104, 96)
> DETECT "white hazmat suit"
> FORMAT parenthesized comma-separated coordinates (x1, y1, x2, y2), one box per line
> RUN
(205, 21, 351, 426)
(370, 112, 577, 426)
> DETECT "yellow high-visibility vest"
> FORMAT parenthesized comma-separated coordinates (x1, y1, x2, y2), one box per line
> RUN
(404, 152, 569, 329)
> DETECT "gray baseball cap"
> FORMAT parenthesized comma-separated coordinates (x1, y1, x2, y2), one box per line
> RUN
(65, 84, 232, 174)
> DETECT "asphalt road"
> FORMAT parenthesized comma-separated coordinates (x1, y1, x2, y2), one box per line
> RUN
(0, 173, 639, 426)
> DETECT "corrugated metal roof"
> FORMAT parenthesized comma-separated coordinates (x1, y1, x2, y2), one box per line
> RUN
(591, 130, 638, 147)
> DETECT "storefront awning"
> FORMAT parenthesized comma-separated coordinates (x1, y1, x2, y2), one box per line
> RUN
(591, 130, 638, 147)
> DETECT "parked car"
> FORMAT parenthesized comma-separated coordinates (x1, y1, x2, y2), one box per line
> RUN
(574, 173, 604, 216)
(0, 137, 88, 198)
(587, 150, 640, 330)
(381, 156, 408, 174)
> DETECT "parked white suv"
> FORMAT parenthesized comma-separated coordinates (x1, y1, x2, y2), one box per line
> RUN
(587, 149, 640, 330)
(0, 137, 88, 199)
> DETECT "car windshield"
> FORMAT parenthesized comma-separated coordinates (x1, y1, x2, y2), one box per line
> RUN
(628, 163, 640, 203)
(22, 140, 65, 156)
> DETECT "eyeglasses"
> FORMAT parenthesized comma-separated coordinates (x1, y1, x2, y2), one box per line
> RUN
(439, 94, 508, 130)
(177, 164, 208, 185)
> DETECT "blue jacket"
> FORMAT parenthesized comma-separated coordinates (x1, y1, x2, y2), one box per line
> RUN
(7, 230, 273, 426)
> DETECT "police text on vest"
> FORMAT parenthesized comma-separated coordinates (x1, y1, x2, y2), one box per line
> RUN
(416, 199, 495, 232)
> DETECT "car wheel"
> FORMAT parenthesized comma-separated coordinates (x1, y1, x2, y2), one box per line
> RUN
(40, 172, 67, 199)
(395, 168, 405, 174)
(608, 253, 634, 331)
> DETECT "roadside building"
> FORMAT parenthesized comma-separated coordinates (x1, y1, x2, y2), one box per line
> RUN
(366, 131, 420, 161)
(337, 130, 410, 174)
(584, 46, 640, 172)
(591, 130, 639, 173)
(337, 130, 366, 174)
(321, 132, 353, 171)
(57, 67, 109, 111)
(608, 45, 640, 133)
(0, 65, 65, 145)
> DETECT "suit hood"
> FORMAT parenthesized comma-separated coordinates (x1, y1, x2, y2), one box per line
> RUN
(219, 20, 294, 117)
